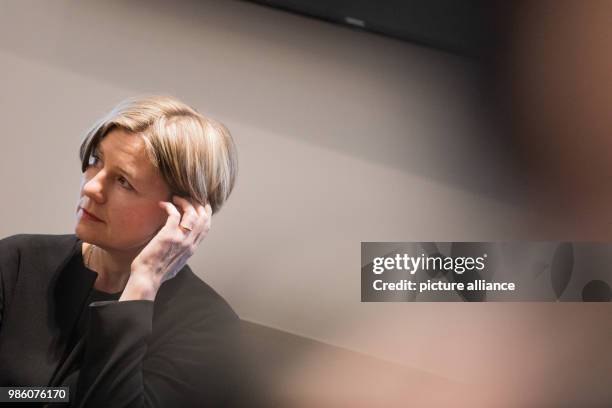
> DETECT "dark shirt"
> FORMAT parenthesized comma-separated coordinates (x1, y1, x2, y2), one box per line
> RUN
(60, 245, 122, 397)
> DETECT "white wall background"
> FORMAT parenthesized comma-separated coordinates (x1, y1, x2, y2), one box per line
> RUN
(0, 1, 608, 404)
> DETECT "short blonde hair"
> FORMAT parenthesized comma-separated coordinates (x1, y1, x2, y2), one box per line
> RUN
(79, 95, 237, 214)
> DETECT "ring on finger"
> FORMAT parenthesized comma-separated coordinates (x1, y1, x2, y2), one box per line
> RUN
(179, 224, 193, 232)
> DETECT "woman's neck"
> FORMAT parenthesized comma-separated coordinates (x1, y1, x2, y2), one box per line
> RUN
(83, 242, 137, 294)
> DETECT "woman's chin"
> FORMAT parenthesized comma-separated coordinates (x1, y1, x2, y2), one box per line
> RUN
(75, 223, 98, 243)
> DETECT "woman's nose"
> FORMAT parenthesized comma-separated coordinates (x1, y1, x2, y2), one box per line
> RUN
(82, 171, 106, 203)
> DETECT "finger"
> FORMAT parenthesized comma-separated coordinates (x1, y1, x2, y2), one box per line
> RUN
(195, 202, 206, 218)
(197, 202, 212, 224)
(194, 207, 212, 245)
(159, 201, 181, 229)
(188, 201, 209, 242)
(172, 196, 198, 232)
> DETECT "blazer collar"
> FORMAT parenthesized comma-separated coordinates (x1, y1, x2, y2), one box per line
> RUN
(47, 237, 98, 385)
(0, 235, 98, 387)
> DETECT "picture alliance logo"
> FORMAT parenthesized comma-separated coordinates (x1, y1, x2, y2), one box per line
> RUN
(371, 253, 488, 275)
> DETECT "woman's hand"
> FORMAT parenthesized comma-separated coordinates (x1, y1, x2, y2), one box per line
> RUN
(119, 196, 212, 301)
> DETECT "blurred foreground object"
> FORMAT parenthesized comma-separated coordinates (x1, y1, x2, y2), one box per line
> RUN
(492, 0, 612, 239)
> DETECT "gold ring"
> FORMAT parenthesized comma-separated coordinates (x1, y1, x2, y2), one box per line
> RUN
(179, 224, 193, 232)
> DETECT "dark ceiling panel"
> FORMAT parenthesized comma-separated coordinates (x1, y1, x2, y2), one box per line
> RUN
(245, 0, 494, 57)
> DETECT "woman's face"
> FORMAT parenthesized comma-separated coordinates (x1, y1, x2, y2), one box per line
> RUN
(75, 129, 172, 252)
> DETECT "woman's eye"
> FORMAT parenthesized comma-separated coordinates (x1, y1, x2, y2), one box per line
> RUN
(117, 176, 133, 190)
(87, 154, 101, 167)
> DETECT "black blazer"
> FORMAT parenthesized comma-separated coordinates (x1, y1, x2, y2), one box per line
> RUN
(0, 234, 241, 407)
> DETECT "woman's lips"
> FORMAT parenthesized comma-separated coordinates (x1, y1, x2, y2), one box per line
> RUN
(81, 207, 104, 223)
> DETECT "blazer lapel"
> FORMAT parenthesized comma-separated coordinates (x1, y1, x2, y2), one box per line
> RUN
(0, 235, 97, 387)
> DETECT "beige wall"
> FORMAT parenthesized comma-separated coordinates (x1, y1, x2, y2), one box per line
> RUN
(0, 1, 608, 405)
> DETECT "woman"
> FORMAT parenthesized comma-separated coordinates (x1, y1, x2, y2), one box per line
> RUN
(0, 96, 241, 407)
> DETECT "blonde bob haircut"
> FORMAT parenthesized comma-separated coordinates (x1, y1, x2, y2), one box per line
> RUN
(79, 95, 237, 214)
